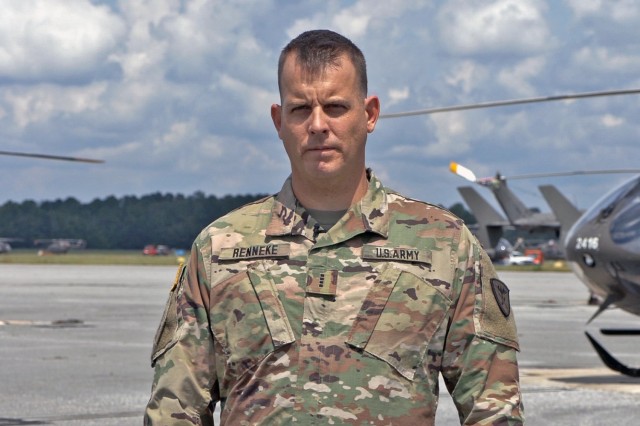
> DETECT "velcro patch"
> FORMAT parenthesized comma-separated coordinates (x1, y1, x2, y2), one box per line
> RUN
(218, 243, 290, 260)
(362, 245, 431, 265)
(477, 254, 519, 351)
(306, 269, 338, 297)
(170, 262, 186, 291)
(490, 278, 511, 317)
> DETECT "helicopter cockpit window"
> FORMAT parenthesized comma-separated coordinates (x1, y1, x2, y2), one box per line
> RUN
(575, 176, 640, 228)
(610, 193, 640, 251)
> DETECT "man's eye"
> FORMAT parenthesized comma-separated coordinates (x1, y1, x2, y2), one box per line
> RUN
(325, 104, 347, 115)
(291, 105, 310, 113)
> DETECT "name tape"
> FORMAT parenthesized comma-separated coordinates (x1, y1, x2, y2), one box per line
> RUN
(219, 244, 290, 260)
(362, 245, 431, 264)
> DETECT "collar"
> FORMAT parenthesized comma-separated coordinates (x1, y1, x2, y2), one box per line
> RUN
(265, 169, 390, 241)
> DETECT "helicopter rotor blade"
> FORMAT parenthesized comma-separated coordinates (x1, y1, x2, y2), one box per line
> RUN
(449, 162, 477, 183)
(380, 88, 640, 119)
(450, 161, 640, 184)
(506, 169, 640, 180)
(0, 150, 104, 164)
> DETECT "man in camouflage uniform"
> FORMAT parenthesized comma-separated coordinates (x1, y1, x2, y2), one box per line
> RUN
(145, 29, 524, 425)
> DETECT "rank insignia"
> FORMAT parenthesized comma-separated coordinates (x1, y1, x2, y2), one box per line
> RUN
(306, 269, 339, 297)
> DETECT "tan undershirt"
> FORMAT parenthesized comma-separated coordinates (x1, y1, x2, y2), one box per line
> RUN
(306, 208, 348, 231)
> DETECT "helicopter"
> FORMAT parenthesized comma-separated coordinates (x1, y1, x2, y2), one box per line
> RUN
(381, 88, 640, 376)
(0, 238, 18, 253)
(448, 162, 578, 245)
(34, 238, 87, 254)
(564, 175, 640, 376)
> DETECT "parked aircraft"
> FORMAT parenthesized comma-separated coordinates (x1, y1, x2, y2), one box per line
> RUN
(0, 238, 14, 253)
(381, 89, 640, 376)
(450, 163, 640, 375)
(450, 162, 566, 231)
(564, 175, 640, 376)
(34, 239, 87, 254)
(449, 162, 584, 261)
(0, 237, 25, 253)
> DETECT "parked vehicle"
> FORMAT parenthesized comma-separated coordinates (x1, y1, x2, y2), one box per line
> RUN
(143, 244, 171, 256)
(506, 251, 536, 265)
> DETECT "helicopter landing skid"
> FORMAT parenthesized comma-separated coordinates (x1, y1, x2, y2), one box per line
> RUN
(585, 330, 640, 377)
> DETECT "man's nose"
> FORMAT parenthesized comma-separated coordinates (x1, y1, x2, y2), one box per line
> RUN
(308, 107, 329, 134)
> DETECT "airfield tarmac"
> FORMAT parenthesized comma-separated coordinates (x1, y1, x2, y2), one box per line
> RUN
(1, 264, 639, 425)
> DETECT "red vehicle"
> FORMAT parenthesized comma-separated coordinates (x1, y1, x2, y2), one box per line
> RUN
(143, 244, 171, 256)
(143, 245, 158, 255)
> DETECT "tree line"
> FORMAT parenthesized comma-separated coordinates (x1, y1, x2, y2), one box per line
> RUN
(0, 192, 476, 250)
(0, 192, 269, 250)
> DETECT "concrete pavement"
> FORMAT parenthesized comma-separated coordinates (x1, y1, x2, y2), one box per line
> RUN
(1, 265, 638, 425)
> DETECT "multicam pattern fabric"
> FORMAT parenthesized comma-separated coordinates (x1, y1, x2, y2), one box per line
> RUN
(145, 170, 524, 425)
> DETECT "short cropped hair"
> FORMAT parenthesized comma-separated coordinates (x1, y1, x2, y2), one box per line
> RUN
(277, 29, 368, 98)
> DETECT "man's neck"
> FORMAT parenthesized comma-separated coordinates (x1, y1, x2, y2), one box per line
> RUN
(292, 171, 368, 211)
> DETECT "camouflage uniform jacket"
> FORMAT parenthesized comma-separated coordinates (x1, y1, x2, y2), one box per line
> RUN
(145, 171, 524, 425)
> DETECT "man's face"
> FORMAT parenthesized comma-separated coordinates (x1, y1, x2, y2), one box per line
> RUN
(271, 54, 379, 187)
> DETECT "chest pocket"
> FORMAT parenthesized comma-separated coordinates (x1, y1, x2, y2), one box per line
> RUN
(209, 260, 295, 378)
(346, 263, 452, 381)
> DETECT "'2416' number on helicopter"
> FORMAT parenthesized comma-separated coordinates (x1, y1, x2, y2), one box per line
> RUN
(575, 237, 599, 251)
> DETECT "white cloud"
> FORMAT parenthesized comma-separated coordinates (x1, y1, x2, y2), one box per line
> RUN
(601, 114, 624, 127)
(572, 47, 640, 73)
(151, 120, 225, 171)
(0, 0, 638, 212)
(497, 56, 546, 96)
(217, 74, 278, 128)
(426, 112, 472, 157)
(565, 0, 602, 17)
(333, 11, 372, 38)
(0, 0, 125, 81)
(566, 0, 640, 22)
(437, 0, 551, 56)
(387, 87, 410, 107)
(445, 61, 487, 94)
(287, 0, 431, 40)
(153, 120, 197, 152)
(4, 83, 107, 128)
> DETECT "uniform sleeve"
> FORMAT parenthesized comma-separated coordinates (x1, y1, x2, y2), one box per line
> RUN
(441, 227, 524, 425)
(145, 242, 218, 426)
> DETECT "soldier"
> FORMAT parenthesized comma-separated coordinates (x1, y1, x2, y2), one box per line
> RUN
(145, 29, 524, 425)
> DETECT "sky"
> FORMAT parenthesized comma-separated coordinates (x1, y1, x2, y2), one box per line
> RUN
(2, 0, 640, 215)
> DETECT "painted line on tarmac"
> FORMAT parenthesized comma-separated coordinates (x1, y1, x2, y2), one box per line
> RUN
(0, 410, 140, 425)
(522, 368, 640, 394)
(0, 319, 86, 328)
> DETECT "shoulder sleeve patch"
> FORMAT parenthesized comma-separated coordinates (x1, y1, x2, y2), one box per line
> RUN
(490, 278, 511, 317)
(475, 254, 520, 351)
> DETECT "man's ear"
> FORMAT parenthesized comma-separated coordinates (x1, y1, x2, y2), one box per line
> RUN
(364, 95, 380, 133)
(271, 104, 282, 134)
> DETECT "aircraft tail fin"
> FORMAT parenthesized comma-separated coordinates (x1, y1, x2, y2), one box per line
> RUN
(539, 184, 582, 233)
(490, 181, 532, 224)
(457, 186, 507, 251)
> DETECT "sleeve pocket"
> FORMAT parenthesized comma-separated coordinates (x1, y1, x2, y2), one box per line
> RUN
(151, 280, 183, 366)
